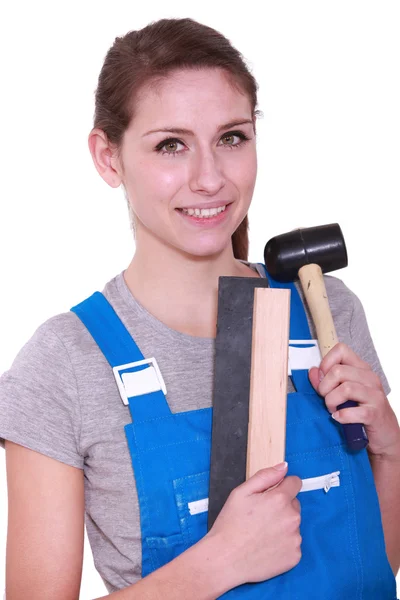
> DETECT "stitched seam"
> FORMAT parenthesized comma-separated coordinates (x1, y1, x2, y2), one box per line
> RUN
(48, 324, 84, 460)
(174, 486, 190, 548)
(341, 447, 363, 599)
(130, 425, 153, 576)
(138, 437, 210, 453)
(286, 444, 345, 460)
(178, 484, 192, 549)
(131, 407, 211, 425)
(174, 472, 209, 485)
(286, 416, 327, 426)
(132, 410, 328, 427)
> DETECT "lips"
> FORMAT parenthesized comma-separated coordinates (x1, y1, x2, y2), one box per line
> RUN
(176, 202, 232, 225)
(181, 205, 227, 218)
(177, 201, 231, 210)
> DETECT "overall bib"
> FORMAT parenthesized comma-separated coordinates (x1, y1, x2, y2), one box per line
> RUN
(71, 267, 397, 599)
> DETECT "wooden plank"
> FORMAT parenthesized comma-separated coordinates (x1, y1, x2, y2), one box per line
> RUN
(246, 288, 290, 478)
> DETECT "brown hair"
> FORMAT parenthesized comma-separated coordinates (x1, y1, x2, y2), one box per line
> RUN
(93, 18, 261, 260)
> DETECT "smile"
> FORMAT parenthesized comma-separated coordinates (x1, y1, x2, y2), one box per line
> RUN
(179, 205, 227, 218)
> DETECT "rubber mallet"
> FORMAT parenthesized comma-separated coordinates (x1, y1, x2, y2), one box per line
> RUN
(264, 223, 368, 452)
(208, 277, 290, 529)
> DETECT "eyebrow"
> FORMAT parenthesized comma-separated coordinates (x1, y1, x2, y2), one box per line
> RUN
(142, 119, 254, 138)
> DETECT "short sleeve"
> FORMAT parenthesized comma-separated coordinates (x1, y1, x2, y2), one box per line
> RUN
(0, 318, 83, 469)
(324, 275, 390, 397)
(348, 290, 390, 397)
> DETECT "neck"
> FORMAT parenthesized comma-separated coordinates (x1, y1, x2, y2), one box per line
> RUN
(123, 232, 259, 338)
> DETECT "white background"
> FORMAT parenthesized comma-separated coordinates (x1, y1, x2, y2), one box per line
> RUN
(0, 1, 399, 596)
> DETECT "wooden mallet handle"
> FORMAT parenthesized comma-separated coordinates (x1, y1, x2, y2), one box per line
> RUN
(298, 263, 368, 451)
(298, 263, 338, 357)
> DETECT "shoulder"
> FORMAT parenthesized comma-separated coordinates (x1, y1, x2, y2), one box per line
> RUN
(1, 272, 124, 394)
(5, 310, 98, 379)
(323, 273, 357, 306)
(294, 272, 358, 325)
(293, 272, 366, 349)
(321, 274, 372, 341)
(16, 273, 124, 367)
(294, 273, 390, 393)
(323, 274, 358, 323)
(0, 312, 89, 468)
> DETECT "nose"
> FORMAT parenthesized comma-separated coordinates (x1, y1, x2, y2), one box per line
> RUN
(189, 148, 226, 195)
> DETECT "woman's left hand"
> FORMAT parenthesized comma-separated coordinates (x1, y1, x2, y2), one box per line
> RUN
(309, 343, 400, 459)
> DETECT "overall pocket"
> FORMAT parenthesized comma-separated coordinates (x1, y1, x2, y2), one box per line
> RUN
(172, 470, 210, 548)
(143, 532, 188, 574)
(143, 471, 210, 576)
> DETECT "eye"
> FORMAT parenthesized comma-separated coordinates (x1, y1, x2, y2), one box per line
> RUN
(220, 131, 251, 148)
(155, 138, 185, 156)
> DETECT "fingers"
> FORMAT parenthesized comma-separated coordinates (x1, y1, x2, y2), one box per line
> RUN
(331, 394, 391, 425)
(318, 364, 383, 398)
(278, 475, 303, 500)
(319, 342, 370, 375)
(240, 464, 302, 501)
(325, 382, 386, 415)
(292, 497, 301, 513)
(241, 463, 288, 495)
(307, 343, 385, 418)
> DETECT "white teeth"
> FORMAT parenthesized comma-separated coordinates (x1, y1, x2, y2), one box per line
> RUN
(181, 205, 227, 218)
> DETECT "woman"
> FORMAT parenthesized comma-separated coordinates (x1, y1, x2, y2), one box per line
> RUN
(1, 17, 399, 599)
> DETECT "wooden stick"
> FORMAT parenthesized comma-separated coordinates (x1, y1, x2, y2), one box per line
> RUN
(246, 288, 291, 478)
(298, 263, 339, 357)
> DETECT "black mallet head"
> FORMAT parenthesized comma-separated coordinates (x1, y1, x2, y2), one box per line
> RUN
(264, 223, 348, 283)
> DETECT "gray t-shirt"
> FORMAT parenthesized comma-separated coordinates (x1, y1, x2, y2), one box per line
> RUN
(0, 262, 390, 593)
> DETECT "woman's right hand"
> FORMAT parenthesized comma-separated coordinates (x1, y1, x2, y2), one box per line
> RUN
(205, 462, 303, 587)
(94, 462, 302, 600)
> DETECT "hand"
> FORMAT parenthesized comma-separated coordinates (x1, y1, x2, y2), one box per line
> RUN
(205, 463, 302, 587)
(309, 342, 400, 459)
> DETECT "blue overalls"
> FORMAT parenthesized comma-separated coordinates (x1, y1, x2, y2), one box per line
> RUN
(71, 267, 397, 599)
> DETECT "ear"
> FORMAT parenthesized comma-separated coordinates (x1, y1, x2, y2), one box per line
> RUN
(88, 128, 122, 188)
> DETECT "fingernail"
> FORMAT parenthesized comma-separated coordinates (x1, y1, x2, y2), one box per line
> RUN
(331, 412, 338, 421)
(273, 461, 288, 471)
(319, 369, 324, 381)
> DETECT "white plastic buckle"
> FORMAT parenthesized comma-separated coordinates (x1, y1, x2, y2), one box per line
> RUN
(288, 339, 321, 375)
(113, 357, 167, 406)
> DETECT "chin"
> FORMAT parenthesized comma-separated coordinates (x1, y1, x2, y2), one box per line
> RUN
(179, 240, 231, 259)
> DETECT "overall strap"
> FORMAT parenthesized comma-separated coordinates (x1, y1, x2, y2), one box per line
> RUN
(71, 292, 172, 420)
(259, 264, 316, 394)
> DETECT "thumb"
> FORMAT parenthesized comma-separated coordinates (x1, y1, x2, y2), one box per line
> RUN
(243, 462, 288, 495)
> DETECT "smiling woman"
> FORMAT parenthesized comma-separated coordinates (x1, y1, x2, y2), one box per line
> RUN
(1, 15, 399, 600)
(89, 68, 258, 271)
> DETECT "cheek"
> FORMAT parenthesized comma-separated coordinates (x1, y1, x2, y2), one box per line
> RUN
(146, 159, 185, 192)
(157, 168, 183, 192)
(229, 152, 257, 195)
(127, 160, 183, 207)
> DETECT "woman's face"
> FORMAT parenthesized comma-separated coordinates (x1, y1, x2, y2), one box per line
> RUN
(117, 68, 257, 258)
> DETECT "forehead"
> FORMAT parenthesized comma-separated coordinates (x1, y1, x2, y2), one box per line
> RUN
(133, 69, 252, 129)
